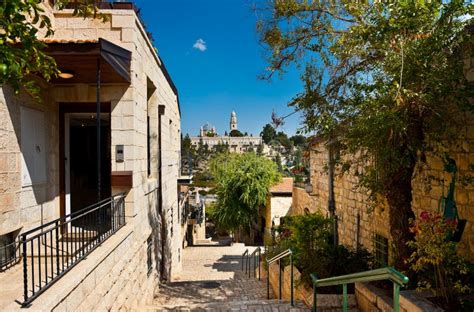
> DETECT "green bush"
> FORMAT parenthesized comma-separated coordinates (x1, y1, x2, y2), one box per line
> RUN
(266, 213, 373, 287)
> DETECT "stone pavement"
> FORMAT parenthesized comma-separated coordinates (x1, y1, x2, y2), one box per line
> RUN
(148, 243, 309, 311)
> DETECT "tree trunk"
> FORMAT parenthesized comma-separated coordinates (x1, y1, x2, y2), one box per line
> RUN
(385, 169, 415, 271)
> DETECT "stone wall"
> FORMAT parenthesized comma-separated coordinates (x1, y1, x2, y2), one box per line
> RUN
(290, 186, 320, 216)
(291, 60, 474, 261)
(355, 282, 443, 312)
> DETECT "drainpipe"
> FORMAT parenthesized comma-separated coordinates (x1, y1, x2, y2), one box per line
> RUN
(96, 58, 101, 202)
(158, 104, 167, 281)
(327, 138, 337, 246)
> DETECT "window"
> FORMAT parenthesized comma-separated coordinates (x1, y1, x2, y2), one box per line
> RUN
(146, 77, 156, 178)
(0, 232, 18, 270)
(21, 107, 46, 186)
(147, 235, 153, 276)
(147, 115, 151, 176)
(373, 233, 389, 267)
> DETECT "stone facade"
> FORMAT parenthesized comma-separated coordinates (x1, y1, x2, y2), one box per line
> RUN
(291, 59, 474, 262)
(0, 2, 182, 310)
(190, 111, 263, 153)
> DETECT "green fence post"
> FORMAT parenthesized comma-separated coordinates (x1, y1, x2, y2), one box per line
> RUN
(278, 259, 282, 300)
(290, 254, 294, 306)
(343, 283, 348, 312)
(393, 283, 400, 312)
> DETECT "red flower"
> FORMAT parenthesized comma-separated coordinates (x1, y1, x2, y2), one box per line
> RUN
(420, 211, 430, 221)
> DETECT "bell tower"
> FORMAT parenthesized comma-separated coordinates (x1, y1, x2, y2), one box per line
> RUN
(230, 111, 237, 131)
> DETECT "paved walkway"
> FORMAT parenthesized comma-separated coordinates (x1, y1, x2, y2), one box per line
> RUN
(148, 243, 308, 311)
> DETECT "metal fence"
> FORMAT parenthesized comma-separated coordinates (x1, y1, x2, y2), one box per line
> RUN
(20, 193, 126, 306)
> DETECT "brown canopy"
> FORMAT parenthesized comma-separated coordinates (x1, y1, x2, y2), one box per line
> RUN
(44, 38, 132, 84)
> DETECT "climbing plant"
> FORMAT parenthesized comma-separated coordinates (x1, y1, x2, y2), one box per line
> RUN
(257, 1, 474, 270)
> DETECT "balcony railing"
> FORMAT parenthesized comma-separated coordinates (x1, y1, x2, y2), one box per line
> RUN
(20, 193, 126, 306)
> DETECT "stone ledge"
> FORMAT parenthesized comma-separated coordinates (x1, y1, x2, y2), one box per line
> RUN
(355, 282, 443, 312)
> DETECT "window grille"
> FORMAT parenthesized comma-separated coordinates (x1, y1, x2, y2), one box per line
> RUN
(373, 233, 389, 268)
(0, 232, 19, 271)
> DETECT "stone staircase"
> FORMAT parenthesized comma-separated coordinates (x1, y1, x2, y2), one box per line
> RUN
(146, 244, 359, 311)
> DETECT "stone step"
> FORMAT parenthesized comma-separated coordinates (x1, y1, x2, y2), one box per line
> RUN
(147, 299, 309, 311)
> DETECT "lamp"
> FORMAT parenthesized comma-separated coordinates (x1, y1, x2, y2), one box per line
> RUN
(58, 70, 74, 79)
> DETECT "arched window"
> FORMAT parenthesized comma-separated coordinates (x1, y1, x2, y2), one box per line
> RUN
(304, 207, 310, 215)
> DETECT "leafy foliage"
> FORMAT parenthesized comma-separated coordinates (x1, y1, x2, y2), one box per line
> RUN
(261, 123, 277, 144)
(209, 153, 281, 232)
(267, 213, 373, 287)
(229, 129, 244, 137)
(0, 0, 105, 98)
(258, 0, 474, 269)
(407, 211, 471, 303)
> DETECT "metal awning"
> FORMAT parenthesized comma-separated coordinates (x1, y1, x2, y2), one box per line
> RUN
(44, 38, 132, 84)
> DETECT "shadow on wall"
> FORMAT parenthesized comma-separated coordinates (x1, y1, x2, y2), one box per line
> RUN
(2, 86, 57, 234)
(147, 189, 173, 282)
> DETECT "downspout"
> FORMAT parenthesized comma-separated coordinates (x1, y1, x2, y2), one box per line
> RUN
(158, 104, 167, 281)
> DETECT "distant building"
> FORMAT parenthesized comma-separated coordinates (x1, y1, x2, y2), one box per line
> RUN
(191, 111, 263, 153)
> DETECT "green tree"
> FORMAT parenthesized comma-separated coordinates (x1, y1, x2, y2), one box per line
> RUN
(276, 131, 293, 151)
(229, 129, 244, 137)
(209, 153, 281, 235)
(258, 1, 473, 269)
(290, 135, 306, 147)
(260, 123, 276, 144)
(0, 1, 104, 98)
(181, 134, 193, 156)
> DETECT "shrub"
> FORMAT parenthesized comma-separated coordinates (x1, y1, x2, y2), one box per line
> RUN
(407, 211, 471, 304)
(266, 213, 372, 287)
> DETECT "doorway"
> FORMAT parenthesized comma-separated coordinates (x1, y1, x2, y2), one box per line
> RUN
(60, 103, 111, 220)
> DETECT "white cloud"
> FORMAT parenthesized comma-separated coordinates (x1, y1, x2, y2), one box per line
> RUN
(192, 38, 207, 52)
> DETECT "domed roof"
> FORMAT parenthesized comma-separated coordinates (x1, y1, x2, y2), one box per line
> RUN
(202, 122, 213, 131)
(231, 111, 236, 117)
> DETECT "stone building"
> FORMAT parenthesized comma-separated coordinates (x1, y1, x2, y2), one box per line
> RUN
(0, 1, 183, 310)
(264, 177, 293, 235)
(190, 111, 263, 153)
(291, 61, 474, 264)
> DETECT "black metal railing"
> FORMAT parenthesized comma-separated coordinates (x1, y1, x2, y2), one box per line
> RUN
(20, 193, 126, 306)
(241, 249, 249, 271)
(242, 247, 262, 280)
(188, 202, 203, 224)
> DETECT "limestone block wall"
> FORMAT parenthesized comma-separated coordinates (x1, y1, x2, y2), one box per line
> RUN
(297, 114, 474, 260)
(290, 186, 319, 216)
(0, 85, 60, 237)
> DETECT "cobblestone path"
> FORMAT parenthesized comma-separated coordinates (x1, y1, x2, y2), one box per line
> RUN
(148, 243, 309, 311)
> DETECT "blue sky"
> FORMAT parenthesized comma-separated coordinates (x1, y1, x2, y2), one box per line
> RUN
(134, 0, 304, 136)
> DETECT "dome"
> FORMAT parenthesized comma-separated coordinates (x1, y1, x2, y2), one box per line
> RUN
(202, 122, 213, 132)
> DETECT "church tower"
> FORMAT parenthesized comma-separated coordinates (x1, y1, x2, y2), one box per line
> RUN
(230, 111, 238, 131)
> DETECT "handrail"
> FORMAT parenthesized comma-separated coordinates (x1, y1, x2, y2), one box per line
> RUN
(241, 249, 249, 272)
(266, 248, 294, 306)
(267, 249, 291, 264)
(310, 267, 409, 312)
(250, 247, 261, 279)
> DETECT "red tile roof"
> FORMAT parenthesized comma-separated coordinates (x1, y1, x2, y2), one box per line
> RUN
(270, 177, 293, 194)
